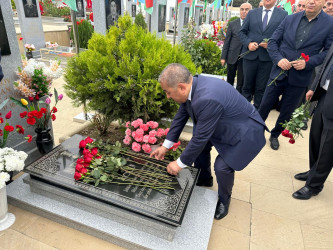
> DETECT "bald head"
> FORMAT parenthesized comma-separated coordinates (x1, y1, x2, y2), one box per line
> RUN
(240, 3, 252, 19)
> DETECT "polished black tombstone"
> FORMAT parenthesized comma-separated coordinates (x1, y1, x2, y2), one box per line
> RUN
(24, 134, 199, 226)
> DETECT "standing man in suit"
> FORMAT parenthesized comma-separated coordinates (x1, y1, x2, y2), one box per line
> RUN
(221, 3, 252, 93)
(323, 0, 333, 15)
(258, 0, 333, 150)
(150, 63, 267, 220)
(0, 51, 4, 82)
(296, 0, 306, 12)
(293, 43, 333, 199)
(239, 0, 287, 109)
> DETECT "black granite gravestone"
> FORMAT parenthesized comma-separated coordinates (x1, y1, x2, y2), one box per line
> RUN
(24, 134, 199, 226)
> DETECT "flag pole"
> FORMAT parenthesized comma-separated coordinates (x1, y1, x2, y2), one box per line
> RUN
(173, 0, 178, 45)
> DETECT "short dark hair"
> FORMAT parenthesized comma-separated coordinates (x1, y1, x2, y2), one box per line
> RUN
(158, 63, 192, 87)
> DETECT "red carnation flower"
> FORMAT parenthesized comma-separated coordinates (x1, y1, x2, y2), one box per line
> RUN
(74, 172, 82, 180)
(51, 114, 56, 121)
(27, 117, 36, 125)
(40, 108, 47, 114)
(16, 125, 25, 134)
(5, 111, 12, 119)
(26, 134, 33, 142)
(52, 107, 57, 113)
(0, 129, 3, 136)
(0, 117, 3, 124)
(301, 53, 309, 62)
(35, 111, 44, 119)
(76, 21, 80, 25)
(4, 125, 14, 132)
(20, 111, 28, 118)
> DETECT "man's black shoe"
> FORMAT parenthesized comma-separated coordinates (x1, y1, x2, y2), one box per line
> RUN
(292, 186, 319, 200)
(196, 177, 213, 187)
(294, 171, 309, 181)
(269, 136, 279, 150)
(214, 198, 231, 220)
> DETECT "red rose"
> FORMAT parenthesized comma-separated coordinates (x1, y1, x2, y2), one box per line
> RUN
(76, 21, 80, 25)
(40, 108, 47, 114)
(35, 94, 39, 101)
(281, 129, 289, 137)
(287, 133, 294, 139)
(81, 168, 88, 175)
(96, 155, 102, 159)
(19, 37, 23, 41)
(75, 164, 84, 172)
(26, 135, 33, 142)
(74, 172, 82, 180)
(79, 140, 87, 148)
(82, 148, 90, 155)
(289, 139, 295, 144)
(85, 136, 94, 144)
(84, 156, 93, 164)
(51, 114, 56, 121)
(20, 111, 28, 118)
(52, 107, 57, 113)
(16, 125, 25, 134)
(28, 96, 34, 102)
(91, 147, 98, 156)
(5, 111, 12, 119)
(4, 125, 14, 132)
(27, 117, 36, 125)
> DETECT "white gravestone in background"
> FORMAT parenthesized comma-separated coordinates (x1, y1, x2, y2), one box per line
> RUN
(177, 2, 190, 42)
(151, 0, 167, 37)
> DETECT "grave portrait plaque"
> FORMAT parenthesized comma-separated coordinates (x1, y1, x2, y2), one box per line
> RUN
(184, 7, 189, 26)
(0, 6, 11, 56)
(24, 135, 200, 226)
(131, 4, 136, 17)
(76, 0, 85, 18)
(22, 0, 39, 18)
(105, 0, 121, 28)
(158, 4, 166, 32)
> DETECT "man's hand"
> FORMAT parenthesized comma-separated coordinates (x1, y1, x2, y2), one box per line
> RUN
(166, 161, 182, 176)
(259, 42, 268, 49)
(221, 59, 226, 67)
(306, 90, 314, 101)
(248, 42, 259, 51)
(291, 60, 306, 70)
(150, 146, 168, 160)
(277, 58, 292, 71)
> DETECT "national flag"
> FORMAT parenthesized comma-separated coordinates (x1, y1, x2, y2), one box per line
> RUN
(62, 0, 77, 11)
(145, 0, 153, 8)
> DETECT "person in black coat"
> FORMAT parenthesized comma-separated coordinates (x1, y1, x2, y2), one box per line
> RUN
(239, 0, 287, 109)
(293, 43, 333, 200)
(221, 3, 252, 93)
(0, 51, 4, 82)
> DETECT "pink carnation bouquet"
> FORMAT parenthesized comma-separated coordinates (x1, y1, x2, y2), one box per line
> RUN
(123, 118, 180, 154)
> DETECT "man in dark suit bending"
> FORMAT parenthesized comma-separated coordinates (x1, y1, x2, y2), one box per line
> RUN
(221, 3, 252, 93)
(150, 63, 267, 220)
(258, 0, 333, 150)
(239, 0, 287, 109)
(293, 43, 333, 200)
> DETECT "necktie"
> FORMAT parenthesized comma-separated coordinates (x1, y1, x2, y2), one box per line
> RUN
(262, 10, 270, 30)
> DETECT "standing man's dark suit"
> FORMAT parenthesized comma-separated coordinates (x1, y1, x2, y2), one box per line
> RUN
(0, 51, 3, 82)
(221, 18, 244, 92)
(293, 43, 333, 200)
(258, 10, 333, 150)
(239, 6, 287, 108)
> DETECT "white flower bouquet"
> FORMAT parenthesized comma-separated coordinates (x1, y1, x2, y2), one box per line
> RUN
(0, 147, 28, 189)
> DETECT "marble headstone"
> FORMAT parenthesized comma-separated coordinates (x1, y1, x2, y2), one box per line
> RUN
(0, 2, 41, 161)
(177, 3, 190, 42)
(205, 7, 213, 24)
(151, 0, 167, 37)
(169, 7, 175, 32)
(194, 5, 203, 31)
(92, 0, 124, 35)
(15, 0, 45, 54)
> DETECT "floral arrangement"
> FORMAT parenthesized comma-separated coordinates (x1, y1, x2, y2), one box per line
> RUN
(24, 44, 35, 52)
(0, 99, 32, 148)
(268, 53, 309, 86)
(13, 59, 62, 99)
(45, 41, 59, 48)
(0, 147, 28, 189)
(75, 137, 177, 194)
(196, 21, 227, 49)
(11, 89, 63, 130)
(123, 118, 181, 154)
(281, 100, 311, 144)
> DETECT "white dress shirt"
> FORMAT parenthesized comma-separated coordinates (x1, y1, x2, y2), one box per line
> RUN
(262, 6, 275, 25)
(162, 86, 193, 169)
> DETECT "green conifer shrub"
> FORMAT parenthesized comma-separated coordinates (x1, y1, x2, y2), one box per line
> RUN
(65, 15, 196, 133)
(134, 12, 147, 30)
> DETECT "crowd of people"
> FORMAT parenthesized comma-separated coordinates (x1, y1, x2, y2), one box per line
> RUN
(150, 0, 333, 221)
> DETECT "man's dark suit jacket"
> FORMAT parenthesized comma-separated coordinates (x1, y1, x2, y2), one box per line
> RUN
(221, 19, 242, 65)
(310, 43, 333, 121)
(0, 52, 3, 82)
(239, 7, 287, 62)
(268, 11, 333, 88)
(166, 75, 267, 171)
